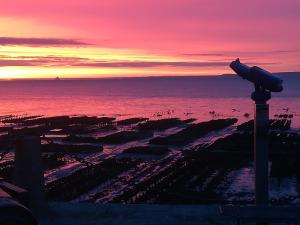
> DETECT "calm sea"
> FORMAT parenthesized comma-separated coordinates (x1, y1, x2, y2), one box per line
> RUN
(0, 75, 299, 128)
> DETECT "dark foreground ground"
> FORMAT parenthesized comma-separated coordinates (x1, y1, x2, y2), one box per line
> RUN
(0, 113, 299, 205)
(41, 203, 230, 225)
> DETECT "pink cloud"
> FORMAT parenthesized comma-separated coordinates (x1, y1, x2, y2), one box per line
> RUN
(0, 37, 89, 46)
(1, 0, 300, 72)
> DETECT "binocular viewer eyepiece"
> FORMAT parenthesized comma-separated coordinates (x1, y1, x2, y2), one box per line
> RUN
(230, 58, 283, 92)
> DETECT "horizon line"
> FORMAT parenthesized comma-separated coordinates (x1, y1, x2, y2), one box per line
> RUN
(0, 71, 299, 81)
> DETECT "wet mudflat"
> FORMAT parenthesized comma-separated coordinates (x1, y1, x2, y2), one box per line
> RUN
(0, 113, 299, 205)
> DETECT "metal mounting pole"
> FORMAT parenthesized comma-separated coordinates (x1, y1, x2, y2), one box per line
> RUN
(251, 87, 271, 207)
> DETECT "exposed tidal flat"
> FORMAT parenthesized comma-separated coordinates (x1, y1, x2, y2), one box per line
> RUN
(0, 76, 300, 204)
(0, 112, 299, 205)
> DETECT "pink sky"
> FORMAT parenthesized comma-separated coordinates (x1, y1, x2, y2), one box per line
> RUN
(0, 0, 300, 78)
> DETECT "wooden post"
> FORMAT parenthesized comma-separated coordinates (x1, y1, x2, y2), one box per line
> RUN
(14, 136, 46, 215)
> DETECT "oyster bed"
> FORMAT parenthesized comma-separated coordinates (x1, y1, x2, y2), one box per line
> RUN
(0, 113, 299, 205)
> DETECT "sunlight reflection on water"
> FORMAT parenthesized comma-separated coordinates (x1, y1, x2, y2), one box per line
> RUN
(0, 77, 299, 128)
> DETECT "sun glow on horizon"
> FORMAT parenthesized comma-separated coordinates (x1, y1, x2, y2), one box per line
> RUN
(0, 45, 230, 79)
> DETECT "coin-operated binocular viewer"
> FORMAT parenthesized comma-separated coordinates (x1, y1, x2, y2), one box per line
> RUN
(230, 58, 283, 206)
